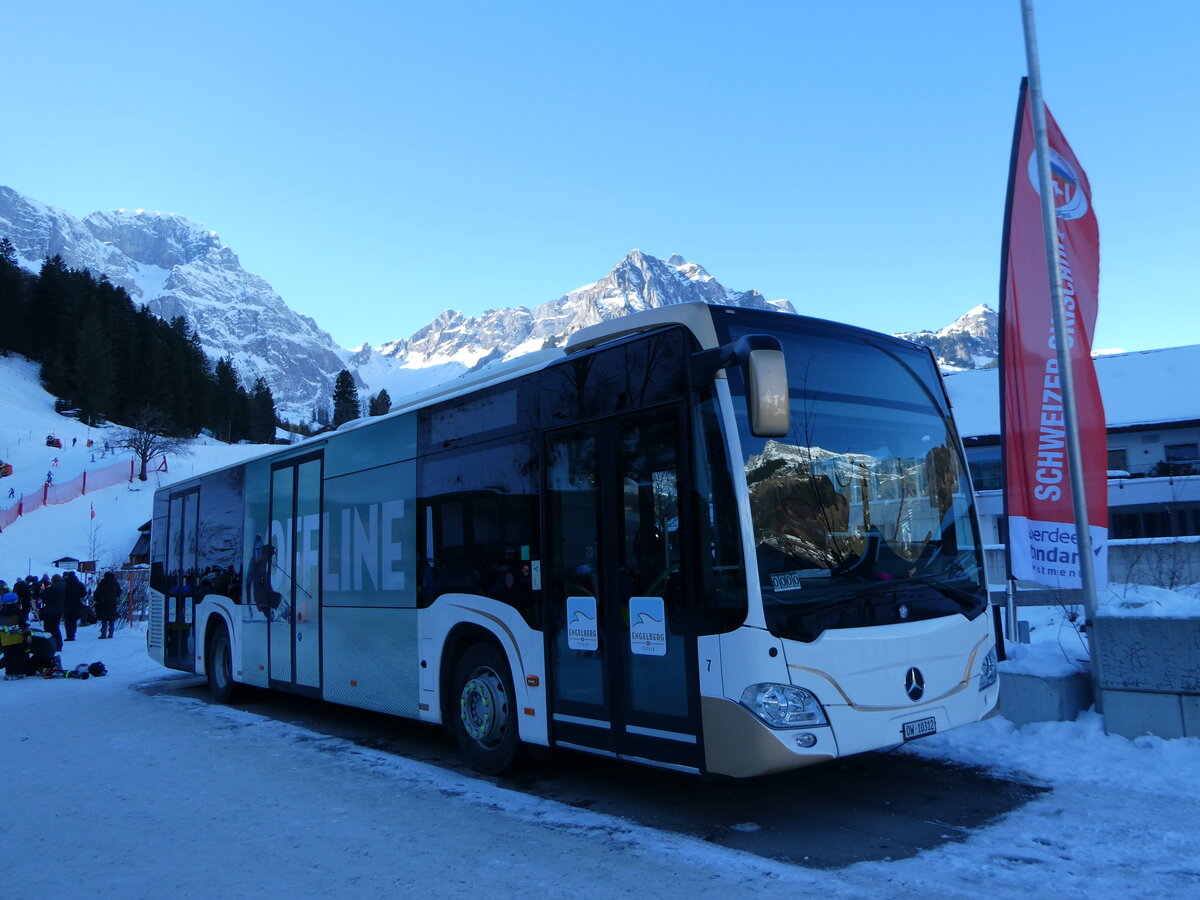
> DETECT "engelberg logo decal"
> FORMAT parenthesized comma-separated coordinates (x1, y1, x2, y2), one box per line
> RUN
(1027, 148, 1088, 220)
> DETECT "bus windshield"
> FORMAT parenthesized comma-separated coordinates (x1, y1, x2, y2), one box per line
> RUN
(719, 314, 987, 643)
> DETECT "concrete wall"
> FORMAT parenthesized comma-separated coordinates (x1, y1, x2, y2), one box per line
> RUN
(1093, 615, 1200, 739)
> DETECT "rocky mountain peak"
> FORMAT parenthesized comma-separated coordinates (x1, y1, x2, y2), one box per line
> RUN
(895, 303, 1000, 372)
(82, 208, 223, 269)
(943, 304, 997, 339)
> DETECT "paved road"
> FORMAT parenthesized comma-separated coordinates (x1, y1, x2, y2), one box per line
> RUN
(148, 676, 1044, 869)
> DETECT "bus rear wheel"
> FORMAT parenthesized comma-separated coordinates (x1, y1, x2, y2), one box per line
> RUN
(451, 643, 521, 775)
(206, 620, 240, 703)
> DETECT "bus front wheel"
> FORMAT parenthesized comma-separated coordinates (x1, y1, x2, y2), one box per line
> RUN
(206, 620, 240, 703)
(451, 643, 521, 775)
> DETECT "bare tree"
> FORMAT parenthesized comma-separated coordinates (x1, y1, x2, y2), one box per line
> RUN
(112, 408, 189, 481)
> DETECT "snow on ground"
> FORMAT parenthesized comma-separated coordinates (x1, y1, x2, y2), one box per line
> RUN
(1, 619, 1197, 899)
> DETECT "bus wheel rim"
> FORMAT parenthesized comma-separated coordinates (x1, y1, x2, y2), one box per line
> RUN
(460, 668, 507, 747)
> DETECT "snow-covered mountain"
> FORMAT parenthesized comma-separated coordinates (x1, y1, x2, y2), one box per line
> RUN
(2, 184, 997, 422)
(0, 186, 350, 420)
(376, 250, 794, 367)
(896, 304, 999, 372)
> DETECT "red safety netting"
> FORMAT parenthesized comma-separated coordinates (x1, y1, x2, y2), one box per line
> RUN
(86, 459, 137, 491)
(0, 458, 137, 532)
(45, 472, 86, 505)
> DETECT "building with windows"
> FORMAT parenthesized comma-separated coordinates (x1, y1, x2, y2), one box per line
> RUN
(944, 344, 1200, 588)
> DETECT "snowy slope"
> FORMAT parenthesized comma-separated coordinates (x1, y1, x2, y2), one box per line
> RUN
(0, 354, 271, 577)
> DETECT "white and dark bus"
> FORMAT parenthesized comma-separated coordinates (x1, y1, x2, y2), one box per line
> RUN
(148, 302, 998, 777)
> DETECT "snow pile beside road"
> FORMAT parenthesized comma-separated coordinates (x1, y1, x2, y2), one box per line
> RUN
(1098, 582, 1200, 618)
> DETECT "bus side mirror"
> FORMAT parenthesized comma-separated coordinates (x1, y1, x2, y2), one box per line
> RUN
(692, 335, 790, 438)
(745, 346, 789, 437)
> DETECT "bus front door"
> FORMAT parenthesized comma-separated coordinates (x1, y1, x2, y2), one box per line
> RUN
(268, 453, 322, 693)
(545, 408, 702, 772)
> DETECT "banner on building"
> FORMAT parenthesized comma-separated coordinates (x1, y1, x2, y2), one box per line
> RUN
(1000, 78, 1107, 589)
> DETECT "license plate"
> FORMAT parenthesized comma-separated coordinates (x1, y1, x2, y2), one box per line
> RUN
(902, 716, 937, 741)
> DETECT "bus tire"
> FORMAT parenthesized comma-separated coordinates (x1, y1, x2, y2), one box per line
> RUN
(206, 620, 240, 704)
(451, 642, 521, 775)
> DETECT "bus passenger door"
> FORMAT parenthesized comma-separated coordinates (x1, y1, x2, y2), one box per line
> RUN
(545, 408, 702, 772)
(268, 453, 323, 693)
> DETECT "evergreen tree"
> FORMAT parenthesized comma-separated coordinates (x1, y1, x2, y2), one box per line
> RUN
(72, 309, 114, 422)
(367, 389, 392, 416)
(180, 326, 211, 434)
(249, 377, 277, 444)
(32, 256, 72, 390)
(0, 238, 27, 354)
(332, 369, 360, 427)
(212, 357, 245, 441)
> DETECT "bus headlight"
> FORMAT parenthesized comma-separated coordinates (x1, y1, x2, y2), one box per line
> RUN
(740, 683, 828, 729)
(979, 647, 998, 691)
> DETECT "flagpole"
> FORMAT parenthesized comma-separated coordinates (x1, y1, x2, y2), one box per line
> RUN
(1019, 0, 1103, 701)
(997, 78, 1029, 651)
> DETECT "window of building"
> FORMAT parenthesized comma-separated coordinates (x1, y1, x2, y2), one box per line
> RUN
(1107, 448, 1128, 472)
(966, 446, 1002, 491)
(1165, 442, 1199, 463)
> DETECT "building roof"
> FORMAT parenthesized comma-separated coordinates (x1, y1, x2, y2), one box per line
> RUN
(944, 344, 1200, 438)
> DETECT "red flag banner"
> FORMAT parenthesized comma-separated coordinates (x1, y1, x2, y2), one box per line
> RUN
(1001, 78, 1107, 589)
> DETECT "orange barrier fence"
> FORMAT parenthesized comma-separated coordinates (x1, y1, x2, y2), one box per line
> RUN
(0, 459, 136, 532)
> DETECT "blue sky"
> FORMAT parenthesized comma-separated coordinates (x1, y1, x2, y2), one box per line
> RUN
(4, 1, 1196, 352)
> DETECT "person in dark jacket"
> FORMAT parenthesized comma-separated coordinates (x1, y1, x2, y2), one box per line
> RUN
(63, 571, 87, 641)
(93, 572, 122, 639)
(40, 574, 65, 651)
(12, 577, 33, 621)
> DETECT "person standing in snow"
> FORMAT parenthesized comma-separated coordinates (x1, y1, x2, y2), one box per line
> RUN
(40, 574, 65, 651)
(63, 571, 87, 641)
(26, 576, 42, 621)
(12, 577, 32, 621)
(93, 572, 121, 639)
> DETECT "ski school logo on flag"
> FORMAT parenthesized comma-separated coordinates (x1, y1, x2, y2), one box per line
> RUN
(1027, 148, 1089, 220)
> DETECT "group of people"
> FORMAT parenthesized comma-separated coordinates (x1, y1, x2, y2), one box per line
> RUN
(0, 573, 123, 681)
(1, 591, 107, 681)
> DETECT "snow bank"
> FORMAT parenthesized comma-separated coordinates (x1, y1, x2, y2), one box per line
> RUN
(1097, 582, 1200, 618)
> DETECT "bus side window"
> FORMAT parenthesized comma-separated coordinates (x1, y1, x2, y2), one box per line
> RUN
(418, 434, 541, 629)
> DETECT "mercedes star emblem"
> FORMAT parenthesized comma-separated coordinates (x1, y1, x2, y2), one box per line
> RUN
(905, 667, 925, 701)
